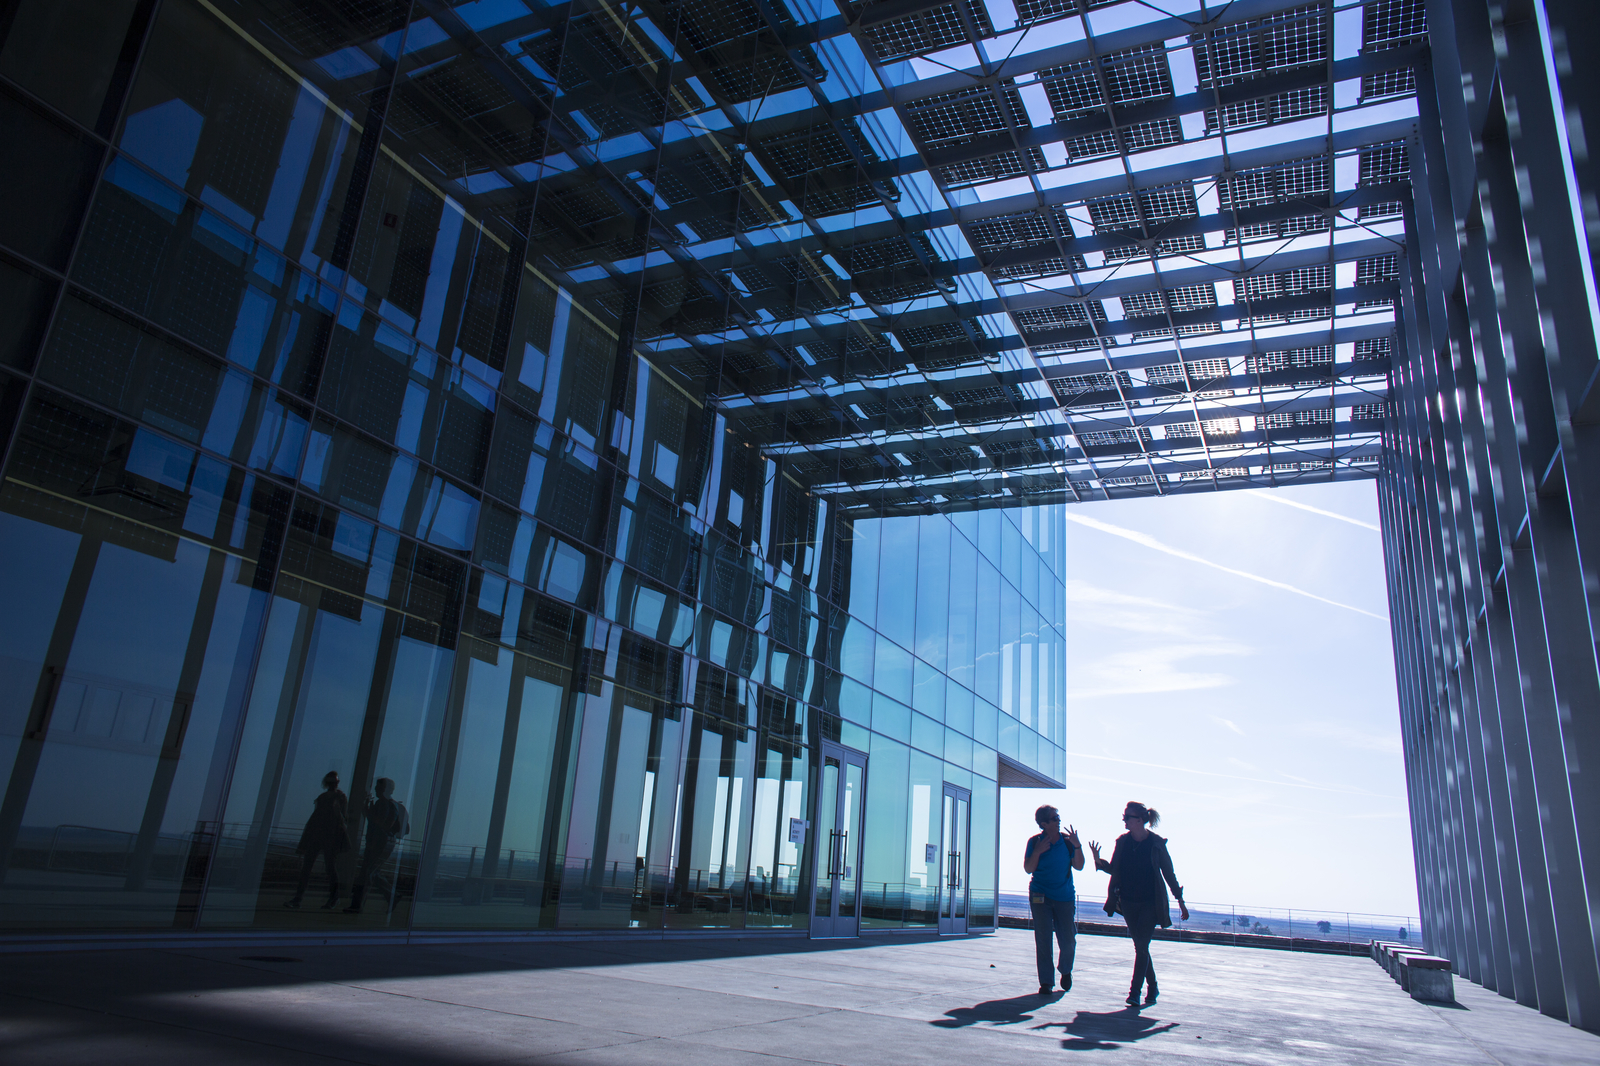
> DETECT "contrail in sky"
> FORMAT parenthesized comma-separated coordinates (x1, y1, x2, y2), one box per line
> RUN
(1247, 490, 1381, 531)
(1060, 510, 1390, 621)
(1065, 751, 1400, 800)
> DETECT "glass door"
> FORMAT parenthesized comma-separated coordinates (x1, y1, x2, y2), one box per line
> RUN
(810, 742, 866, 938)
(938, 783, 971, 935)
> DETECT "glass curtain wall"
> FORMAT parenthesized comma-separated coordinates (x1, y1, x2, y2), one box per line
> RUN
(0, 0, 1065, 935)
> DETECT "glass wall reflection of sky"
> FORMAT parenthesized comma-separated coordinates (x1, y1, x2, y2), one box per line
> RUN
(0, 0, 1418, 936)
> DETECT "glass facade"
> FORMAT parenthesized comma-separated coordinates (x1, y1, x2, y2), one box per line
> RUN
(0, 0, 1067, 936)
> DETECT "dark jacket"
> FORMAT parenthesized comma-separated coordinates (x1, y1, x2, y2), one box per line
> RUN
(362, 795, 410, 851)
(296, 788, 352, 854)
(1096, 831, 1183, 927)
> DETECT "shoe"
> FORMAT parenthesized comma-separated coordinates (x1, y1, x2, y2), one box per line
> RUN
(1039, 985, 1053, 996)
(1058, 974, 1072, 993)
(1125, 992, 1140, 1006)
(282, 899, 301, 909)
(1143, 989, 1159, 1005)
(343, 886, 366, 914)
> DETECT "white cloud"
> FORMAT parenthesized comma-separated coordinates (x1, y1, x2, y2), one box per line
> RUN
(1064, 579, 1251, 698)
(1212, 716, 1246, 735)
(1070, 645, 1243, 699)
(1063, 579, 1213, 636)
(1065, 751, 1401, 800)
(1068, 582, 1254, 697)
(1301, 721, 1403, 756)
(1247, 489, 1381, 531)
(1061, 509, 1390, 621)
(1065, 771, 1278, 809)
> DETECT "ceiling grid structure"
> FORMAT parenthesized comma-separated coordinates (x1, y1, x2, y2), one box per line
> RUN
(740, 0, 1411, 514)
(364, 0, 1421, 518)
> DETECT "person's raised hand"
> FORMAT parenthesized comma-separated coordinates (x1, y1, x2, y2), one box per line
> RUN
(1064, 825, 1080, 849)
(1088, 840, 1102, 863)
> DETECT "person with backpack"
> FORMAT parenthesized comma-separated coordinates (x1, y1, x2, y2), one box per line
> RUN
(1088, 801, 1187, 1007)
(344, 777, 410, 914)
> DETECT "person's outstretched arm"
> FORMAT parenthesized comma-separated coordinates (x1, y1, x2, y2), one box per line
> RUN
(1065, 826, 1085, 871)
(1156, 839, 1189, 920)
(1088, 839, 1111, 873)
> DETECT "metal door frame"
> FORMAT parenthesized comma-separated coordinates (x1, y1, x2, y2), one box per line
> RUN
(809, 740, 867, 938)
(938, 782, 971, 935)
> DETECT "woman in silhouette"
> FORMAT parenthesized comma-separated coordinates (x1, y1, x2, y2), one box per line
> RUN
(284, 771, 352, 909)
(1089, 801, 1187, 1006)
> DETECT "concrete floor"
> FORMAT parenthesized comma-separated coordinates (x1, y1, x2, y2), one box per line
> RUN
(2, 929, 1596, 1065)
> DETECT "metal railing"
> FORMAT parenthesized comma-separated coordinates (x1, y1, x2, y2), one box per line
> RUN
(999, 892, 1422, 948)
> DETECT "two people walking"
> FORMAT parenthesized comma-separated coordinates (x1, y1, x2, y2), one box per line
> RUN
(1024, 800, 1186, 1006)
(284, 772, 409, 912)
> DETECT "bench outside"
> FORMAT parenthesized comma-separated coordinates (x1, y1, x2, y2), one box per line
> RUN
(1386, 947, 1431, 982)
(1400, 954, 1455, 1003)
(1374, 941, 1418, 966)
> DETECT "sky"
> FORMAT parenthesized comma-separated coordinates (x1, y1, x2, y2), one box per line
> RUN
(1001, 480, 1418, 919)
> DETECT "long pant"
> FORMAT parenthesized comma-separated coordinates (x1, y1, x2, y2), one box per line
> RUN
(353, 841, 397, 901)
(1122, 900, 1162, 995)
(293, 846, 339, 900)
(1030, 895, 1076, 988)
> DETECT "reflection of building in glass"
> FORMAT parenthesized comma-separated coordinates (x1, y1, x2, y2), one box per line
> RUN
(0, 0, 1596, 1030)
(0, 0, 1073, 941)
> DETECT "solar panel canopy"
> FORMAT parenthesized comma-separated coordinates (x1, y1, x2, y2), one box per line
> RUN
(331, 0, 1420, 515)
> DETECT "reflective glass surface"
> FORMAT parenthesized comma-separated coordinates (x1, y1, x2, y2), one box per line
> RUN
(0, 0, 1417, 937)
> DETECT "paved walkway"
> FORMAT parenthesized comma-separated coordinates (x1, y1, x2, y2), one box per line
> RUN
(2, 929, 1596, 1064)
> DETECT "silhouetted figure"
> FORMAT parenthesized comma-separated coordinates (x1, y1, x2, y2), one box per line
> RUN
(1023, 803, 1084, 996)
(284, 771, 352, 910)
(344, 778, 409, 914)
(1089, 801, 1187, 1007)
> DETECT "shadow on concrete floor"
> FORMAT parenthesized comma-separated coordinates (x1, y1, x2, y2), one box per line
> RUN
(6, 930, 1599, 1066)
(932, 991, 1057, 1028)
(1035, 1007, 1180, 1050)
(930, 995, 1184, 1053)
(5, 929, 972, 1000)
(0, 991, 536, 1066)
(3, 935, 1019, 1066)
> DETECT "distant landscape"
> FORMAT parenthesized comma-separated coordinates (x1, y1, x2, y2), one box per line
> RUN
(997, 892, 1421, 946)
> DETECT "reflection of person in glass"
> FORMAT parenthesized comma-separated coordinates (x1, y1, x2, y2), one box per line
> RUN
(1023, 804, 1084, 996)
(283, 771, 351, 910)
(1088, 801, 1187, 1007)
(344, 778, 409, 915)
